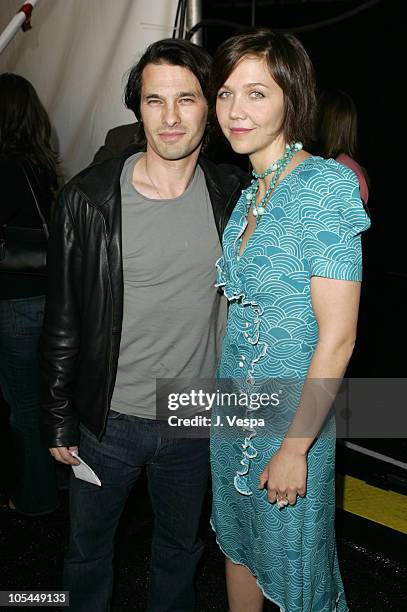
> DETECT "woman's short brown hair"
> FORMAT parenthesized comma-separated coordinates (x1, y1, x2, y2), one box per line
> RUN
(210, 28, 316, 145)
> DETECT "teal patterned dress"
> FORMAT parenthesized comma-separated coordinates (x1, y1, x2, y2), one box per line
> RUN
(211, 157, 370, 612)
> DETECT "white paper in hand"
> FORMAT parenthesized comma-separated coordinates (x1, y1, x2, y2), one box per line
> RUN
(70, 450, 102, 486)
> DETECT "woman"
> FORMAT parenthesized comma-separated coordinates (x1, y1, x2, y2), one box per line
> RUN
(315, 87, 369, 205)
(0, 73, 60, 515)
(210, 30, 370, 611)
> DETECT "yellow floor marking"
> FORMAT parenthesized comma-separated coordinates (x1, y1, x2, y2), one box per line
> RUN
(336, 474, 407, 534)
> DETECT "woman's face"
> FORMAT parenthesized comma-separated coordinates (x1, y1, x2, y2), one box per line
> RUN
(216, 55, 285, 157)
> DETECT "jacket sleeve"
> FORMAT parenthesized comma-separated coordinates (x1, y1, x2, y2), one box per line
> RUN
(39, 187, 82, 447)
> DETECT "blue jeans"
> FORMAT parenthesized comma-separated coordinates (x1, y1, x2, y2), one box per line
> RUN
(0, 296, 59, 515)
(64, 411, 210, 612)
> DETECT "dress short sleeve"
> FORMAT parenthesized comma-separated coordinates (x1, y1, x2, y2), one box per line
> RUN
(300, 158, 371, 281)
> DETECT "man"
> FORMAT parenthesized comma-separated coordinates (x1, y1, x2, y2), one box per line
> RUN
(40, 39, 246, 611)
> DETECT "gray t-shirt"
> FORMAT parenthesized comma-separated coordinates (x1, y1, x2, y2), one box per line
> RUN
(110, 153, 226, 418)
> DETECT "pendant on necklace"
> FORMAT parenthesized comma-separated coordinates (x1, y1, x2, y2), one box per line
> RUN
(251, 205, 265, 218)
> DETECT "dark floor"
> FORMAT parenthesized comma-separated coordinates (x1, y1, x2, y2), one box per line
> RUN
(1, 470, 407, 612)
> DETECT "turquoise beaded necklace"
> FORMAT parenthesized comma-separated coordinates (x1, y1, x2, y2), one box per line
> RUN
(244, 141, 303, 220)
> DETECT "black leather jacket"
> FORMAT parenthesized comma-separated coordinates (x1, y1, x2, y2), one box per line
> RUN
(40, 147, 248, 447)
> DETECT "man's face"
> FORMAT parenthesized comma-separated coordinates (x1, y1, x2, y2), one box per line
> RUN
(140, 63, 208, 161)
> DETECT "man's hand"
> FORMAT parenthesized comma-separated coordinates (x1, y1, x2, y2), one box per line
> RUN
(49, 446, 80, 465)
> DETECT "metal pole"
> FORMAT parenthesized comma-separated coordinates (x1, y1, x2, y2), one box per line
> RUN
(187, 0, 202, 45)
(0, 0, 40, 55)
(251, 0, 256, 27)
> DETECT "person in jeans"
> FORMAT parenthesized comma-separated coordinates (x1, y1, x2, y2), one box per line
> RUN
(0, 73, 60, 516)
(40, 39, 247, 611)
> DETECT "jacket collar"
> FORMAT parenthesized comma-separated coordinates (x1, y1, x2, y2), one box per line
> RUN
(198, 156, 248, 237)
(71, 144, 142, 207)
(71, 145, 248, 237)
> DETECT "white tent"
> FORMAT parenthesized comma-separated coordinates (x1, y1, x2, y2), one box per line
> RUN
(0, 0, 180, 178)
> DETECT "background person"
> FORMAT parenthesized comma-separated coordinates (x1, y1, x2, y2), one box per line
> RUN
(0, 73, 60, 515)
(92, 122, 137, 163)
(315, 86, 369, 205)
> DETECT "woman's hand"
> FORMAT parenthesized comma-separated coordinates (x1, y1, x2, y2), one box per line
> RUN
(259, 446, 307, 506)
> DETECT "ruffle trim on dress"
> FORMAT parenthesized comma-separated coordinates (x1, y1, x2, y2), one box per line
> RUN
(234, 333, 269, 495)
(216, 255, 269, 496)
(215, 254, 243, 301)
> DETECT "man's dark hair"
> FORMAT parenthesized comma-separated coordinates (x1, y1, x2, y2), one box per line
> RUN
(210, 28, 316, 146)
(124, 38, 212, 148)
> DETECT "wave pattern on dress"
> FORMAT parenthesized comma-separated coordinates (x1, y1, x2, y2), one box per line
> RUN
(211, 157, 370, 611)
